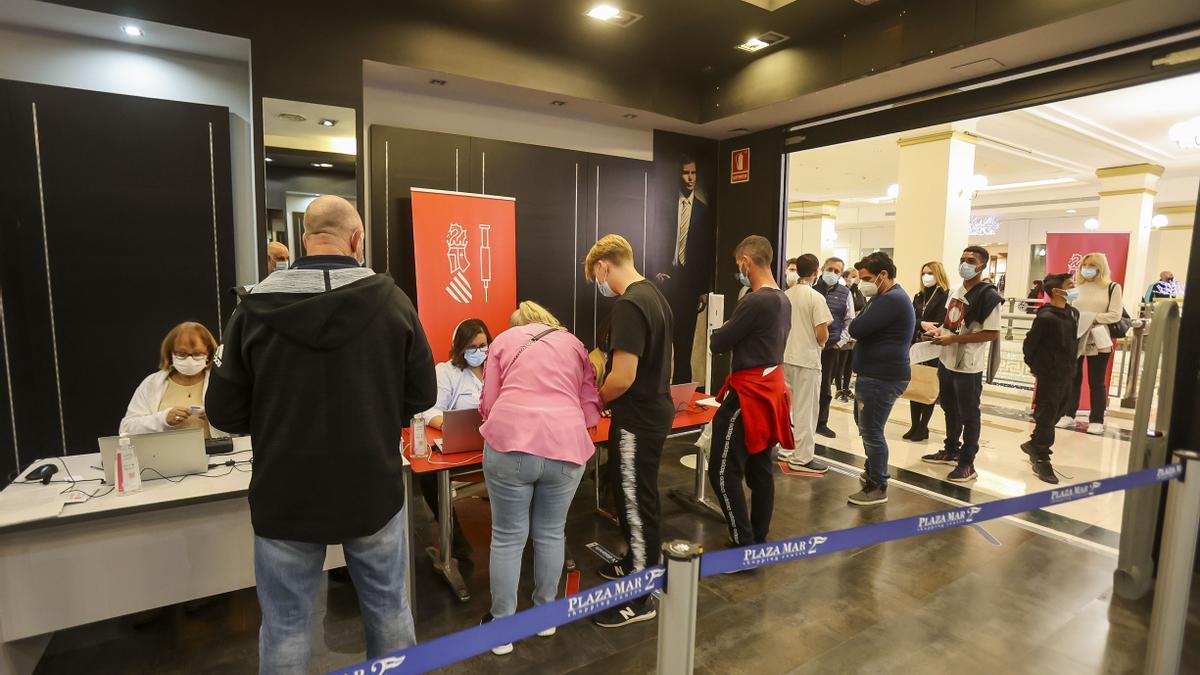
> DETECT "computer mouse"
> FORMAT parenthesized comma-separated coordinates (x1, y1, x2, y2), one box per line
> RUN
(27, 463, 58, 484)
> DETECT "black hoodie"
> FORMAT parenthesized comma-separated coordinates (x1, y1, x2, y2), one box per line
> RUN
(1023, 303, 1079, 379)
(206, 261, 437, 543)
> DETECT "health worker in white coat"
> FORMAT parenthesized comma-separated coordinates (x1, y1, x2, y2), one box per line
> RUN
(120, 321, 229, 439)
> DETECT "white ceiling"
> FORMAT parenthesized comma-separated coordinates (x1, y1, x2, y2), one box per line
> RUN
(789, 70, 1200, 225)
(262, 98, 357, 155)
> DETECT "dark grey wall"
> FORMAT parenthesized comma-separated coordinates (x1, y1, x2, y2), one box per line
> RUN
(265, 169, 356, 210)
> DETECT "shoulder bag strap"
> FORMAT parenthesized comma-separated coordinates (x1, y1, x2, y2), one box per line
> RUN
(502, 328, 560, 378)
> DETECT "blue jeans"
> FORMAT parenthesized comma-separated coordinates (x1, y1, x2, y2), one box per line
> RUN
(254, 508, 415, 674)
(484, 443, 585, 618)
(938, 364, 984, 466)
(853, 375, 909, 488)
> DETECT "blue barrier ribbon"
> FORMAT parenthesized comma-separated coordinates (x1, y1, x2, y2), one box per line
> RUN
(699, 463, 1183, 577)
(329, 565, 665, 675)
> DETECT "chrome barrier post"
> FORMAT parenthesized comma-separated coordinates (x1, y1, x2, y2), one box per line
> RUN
(657, 541, 702, 674)
(1144, 450, 1200, 675)
(1120, 318, 1147, 409)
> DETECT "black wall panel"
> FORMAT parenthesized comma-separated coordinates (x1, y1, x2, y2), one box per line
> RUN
(0, 80, 234, 482)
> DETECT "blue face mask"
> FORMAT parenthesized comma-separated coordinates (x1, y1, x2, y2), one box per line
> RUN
(275, 261, 288, 272)
(1065, 288, 1080, 303)
(821, 271, 840, 287)
(736, 267, 751, 288)
(1080, 267, 1098, 280)
(464, 346, 488, 368)
(958, 261, 980, 281)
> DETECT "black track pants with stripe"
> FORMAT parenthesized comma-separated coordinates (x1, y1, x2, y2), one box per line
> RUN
(607, 421, 665, 572)
(708, 389, 775, 546)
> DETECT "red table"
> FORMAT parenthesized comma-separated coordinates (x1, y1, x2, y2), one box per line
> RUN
(402, 392, 718, 602)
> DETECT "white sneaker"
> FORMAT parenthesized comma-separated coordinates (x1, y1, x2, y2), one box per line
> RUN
(1056, 416, 1075, 429)
(777, 448, 795, 460)
(1087, 423, 1104, 436)
(491, 642, 514, 656)
(537, 626, 556, 637)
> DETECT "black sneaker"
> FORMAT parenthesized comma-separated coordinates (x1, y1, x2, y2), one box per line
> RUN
(597, 561, 628, 581)
(921, 450, 960, 466)
(816, 426, 837, 439)
(902, 429, 916, 440)
(948, 465, 978, 482)
(1031, 460, 1059, 485)
(1019, 441, 1038, 460)
(592, 600, 657, 628)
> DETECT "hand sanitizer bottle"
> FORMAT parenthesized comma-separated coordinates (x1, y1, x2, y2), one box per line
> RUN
(412, 416, 428, 458)
(116, 434, 142, 495)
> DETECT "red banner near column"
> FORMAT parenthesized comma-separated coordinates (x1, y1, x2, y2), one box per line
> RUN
(1045, 232, 1129, 413)
(410, 188, 517, 358)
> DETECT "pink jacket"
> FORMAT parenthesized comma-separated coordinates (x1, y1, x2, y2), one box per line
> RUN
(480, 323, 601, 466)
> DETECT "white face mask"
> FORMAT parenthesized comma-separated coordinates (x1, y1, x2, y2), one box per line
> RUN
(859, 280, 879, 297)
(922, 273, 936, 288)
(785, 271, 799, 286)
(172, 355, 207, 376)
(275, 260, 288, 272)
(1080, 266, 1098, 280)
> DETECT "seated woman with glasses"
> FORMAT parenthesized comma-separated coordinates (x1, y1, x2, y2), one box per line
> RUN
(120, 321, 229, 439)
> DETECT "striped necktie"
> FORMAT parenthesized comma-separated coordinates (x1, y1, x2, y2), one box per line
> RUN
(676, 197, 691, 266)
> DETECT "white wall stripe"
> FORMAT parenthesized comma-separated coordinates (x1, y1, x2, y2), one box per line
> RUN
(30, 102, 67, 455)
(385, 140, 391, 272)
(0, 286, 19, 470)
(642, 171, 647, 271)
(572, 162, 578, 333)
(208, 123, 223, 340)
(481, 151, 486, 195)
(593, 164, 599, 348)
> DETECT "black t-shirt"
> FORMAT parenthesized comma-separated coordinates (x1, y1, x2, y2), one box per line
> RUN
(711, 287, 791, 372)
(609, 280, 675, 436)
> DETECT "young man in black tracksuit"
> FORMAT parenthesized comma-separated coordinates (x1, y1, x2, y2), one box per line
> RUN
(584, 234, 674, 629)
(1021, 273, 1079, 484)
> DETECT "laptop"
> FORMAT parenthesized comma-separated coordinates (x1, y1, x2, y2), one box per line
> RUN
(670, 382, 698, 413)
(433, 408, 485, 455)
(98, 427, 208, 485)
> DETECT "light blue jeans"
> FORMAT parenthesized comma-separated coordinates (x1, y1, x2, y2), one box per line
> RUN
(484, 443, 585, 618)
(254, 507, 415, 674)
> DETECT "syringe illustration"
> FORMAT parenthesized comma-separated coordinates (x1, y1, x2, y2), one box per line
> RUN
(478, 223, 492, 302)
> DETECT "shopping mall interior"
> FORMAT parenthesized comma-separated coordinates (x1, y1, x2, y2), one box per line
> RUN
(1, 1, 1200, 673)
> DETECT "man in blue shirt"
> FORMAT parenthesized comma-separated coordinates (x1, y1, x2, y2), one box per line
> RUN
(845, 252, 913, 506)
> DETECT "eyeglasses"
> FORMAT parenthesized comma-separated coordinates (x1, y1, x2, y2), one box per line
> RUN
(173, 351, 208, 359)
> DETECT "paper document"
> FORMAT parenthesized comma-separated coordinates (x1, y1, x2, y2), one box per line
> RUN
(696, 397, 720, 408)
(1091, 325, 1113, 351)
(909, 341, 942, 365)
(0, 487, 68, 528)
(1077, 312, 1097, 339)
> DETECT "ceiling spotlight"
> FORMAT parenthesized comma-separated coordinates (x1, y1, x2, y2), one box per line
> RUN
(319, 119, 338, 127)
(550, 100, 567, 106)
(586, 4, 621, 21)
(1066, 209, 1077, 214)
(311, 162, 333, 168)
(737, 38, 770, 52)
(265, 157, 273, 162)
(623, 113, 638, 119)
(121, 24, 144, 37)
(736, 31, 789, 53)
(1084, 217, 1100, 230)
(1152, 214, 1169, 229)
(886, 184, 900, 200)
(429, 79, 447, 86)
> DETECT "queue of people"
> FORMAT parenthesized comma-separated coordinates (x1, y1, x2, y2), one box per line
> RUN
(118, 192, 1145, 671)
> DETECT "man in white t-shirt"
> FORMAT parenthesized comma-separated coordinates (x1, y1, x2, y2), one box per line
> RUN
(780, 253, 833, 473)
(919, 246, 1002, 482)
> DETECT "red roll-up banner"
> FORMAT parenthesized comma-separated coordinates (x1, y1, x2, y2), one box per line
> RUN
(410, 188, 517, 358)
(1044, 232, 1129, 413)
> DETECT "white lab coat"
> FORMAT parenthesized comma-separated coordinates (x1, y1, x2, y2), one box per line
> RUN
(119, 370, 230, 438)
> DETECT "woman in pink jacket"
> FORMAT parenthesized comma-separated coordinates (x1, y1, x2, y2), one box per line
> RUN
(478, 301, 601, 655)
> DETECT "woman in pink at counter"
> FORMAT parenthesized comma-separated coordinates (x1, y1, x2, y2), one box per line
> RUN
(477, 301, 601, 656)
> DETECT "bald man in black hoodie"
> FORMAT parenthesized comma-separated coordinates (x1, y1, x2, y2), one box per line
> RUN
(207, 195, 436, 673)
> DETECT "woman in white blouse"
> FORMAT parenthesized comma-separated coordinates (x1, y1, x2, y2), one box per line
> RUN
(1061, 252, 1123, 435)
(120, 321, 229, 439)
(419, 318, 492, 559)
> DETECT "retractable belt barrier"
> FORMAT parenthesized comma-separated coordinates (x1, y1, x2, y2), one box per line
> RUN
(331, 463, 1185, 675)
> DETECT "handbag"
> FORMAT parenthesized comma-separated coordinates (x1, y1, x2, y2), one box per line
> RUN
(900, 364, 940, 405)
(1106, 283, 1132, 339)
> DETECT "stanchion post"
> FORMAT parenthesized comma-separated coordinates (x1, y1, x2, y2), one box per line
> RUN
(1144, 450, 1200, 675)
(657, 541, 702, 675)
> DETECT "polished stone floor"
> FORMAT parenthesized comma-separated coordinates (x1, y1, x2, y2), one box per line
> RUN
(34, 435, 1199, 674)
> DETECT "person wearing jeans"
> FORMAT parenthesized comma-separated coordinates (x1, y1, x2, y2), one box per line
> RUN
(845, 252, 913, 506)
(206, 196, 437, 674)
(255, 509, 415, 673)
(478, 302, 601, 653)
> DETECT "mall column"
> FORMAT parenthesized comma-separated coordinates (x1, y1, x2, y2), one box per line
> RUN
(786, 200, 838, 261)
(892, 126, 976, 285)
(1095, 163, 1163, 310)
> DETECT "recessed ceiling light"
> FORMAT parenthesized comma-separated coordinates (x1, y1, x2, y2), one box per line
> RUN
(550, 100, 567, 106)
(311, 162, 333, 168)
(586, 4, 621, 21)
(121, 24, 144, 37)
(319, 119, 338, 127)
(623, 113, 638, 119)
(277, 113, 307, 122)
(1084, 217, 1100, 230)
(265, 157, 273, 162)
(736, 31, 789, 53)
(1066, 209, 1077, 214)
(1152, 214, 1169, 228)
(429, 79, 447, 86)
